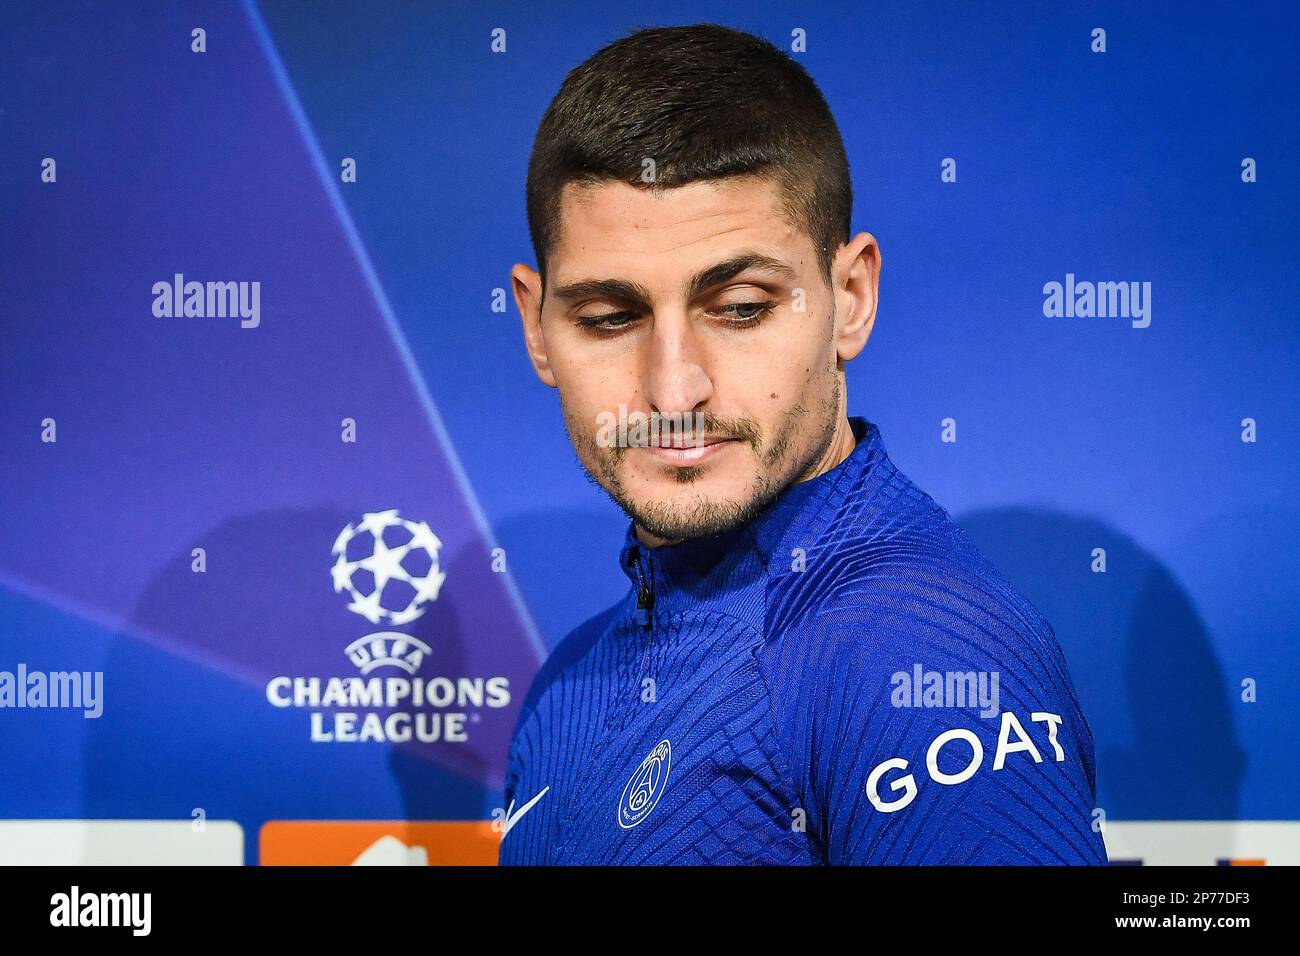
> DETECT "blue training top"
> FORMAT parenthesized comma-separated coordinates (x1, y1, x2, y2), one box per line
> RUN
(500, 417, 1107, 865)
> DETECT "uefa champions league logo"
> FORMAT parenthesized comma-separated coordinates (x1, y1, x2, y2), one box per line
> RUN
(330, 509, 446, 627)
(260, 508, 510, 746)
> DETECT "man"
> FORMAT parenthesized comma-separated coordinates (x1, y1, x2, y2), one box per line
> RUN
(500, 23, 1106, 865)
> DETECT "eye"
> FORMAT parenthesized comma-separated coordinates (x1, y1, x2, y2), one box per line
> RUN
(715, 301, 776, 325)
(576, 311, 639, 332)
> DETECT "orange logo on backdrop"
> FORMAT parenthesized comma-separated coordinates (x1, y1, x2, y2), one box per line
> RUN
(260, 821, 498, 866)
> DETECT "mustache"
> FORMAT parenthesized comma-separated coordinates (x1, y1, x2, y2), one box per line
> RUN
(605, 411, 762, 450)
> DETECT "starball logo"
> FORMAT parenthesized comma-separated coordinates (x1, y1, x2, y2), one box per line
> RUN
(264, 509, 511, 744)
(330, 510, 446, 626)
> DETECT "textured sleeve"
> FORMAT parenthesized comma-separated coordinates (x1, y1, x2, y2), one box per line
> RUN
(761, 550, 1108, 865)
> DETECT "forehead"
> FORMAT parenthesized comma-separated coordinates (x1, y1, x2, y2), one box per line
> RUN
(549, 175, 813, 284)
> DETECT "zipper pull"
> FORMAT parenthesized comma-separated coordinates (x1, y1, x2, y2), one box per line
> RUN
(633, 549, 655, 629)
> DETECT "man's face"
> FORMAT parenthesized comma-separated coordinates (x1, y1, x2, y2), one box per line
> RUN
(514, 174, 876, 544)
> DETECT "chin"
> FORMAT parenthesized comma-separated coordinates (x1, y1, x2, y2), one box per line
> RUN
(633, 511, 745, 543)
(622, 486, 759, 540)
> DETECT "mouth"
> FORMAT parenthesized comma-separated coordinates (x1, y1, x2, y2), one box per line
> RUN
(635, 435, 739, 466)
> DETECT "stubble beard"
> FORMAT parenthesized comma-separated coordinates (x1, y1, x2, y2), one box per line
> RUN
(561, 373, 843, 543)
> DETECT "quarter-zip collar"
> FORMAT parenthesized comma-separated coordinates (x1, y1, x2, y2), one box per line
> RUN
(616, 417, 884, 631)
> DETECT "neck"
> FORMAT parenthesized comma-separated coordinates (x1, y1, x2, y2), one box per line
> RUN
(634, 416, 861, 550)
(800, 414, 859, 483)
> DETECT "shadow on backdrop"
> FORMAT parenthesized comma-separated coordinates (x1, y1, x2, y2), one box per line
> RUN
(956, 506, 1245, 820)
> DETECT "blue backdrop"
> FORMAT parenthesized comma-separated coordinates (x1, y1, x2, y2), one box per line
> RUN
(1, 0, 1296, 865)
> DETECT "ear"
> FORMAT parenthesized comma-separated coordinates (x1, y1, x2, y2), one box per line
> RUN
(832, 231, 881, 364)
(511, 262, 557, 388)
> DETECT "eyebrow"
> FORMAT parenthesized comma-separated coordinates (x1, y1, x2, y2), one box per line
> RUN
(548, 252, 799, 308)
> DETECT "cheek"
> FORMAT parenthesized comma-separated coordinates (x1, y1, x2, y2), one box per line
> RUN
(735, 319, 831, 402)
(551, 346, 642, 427)
(792, 314, 838, 388)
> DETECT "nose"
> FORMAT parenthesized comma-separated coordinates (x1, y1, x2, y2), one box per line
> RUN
(642, 313, 714, 419)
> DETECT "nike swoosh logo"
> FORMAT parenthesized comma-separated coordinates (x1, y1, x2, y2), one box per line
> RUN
(501, 786, 550, 840)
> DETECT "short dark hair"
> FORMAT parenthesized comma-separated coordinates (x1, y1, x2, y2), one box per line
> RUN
(525, 23, 852, 291)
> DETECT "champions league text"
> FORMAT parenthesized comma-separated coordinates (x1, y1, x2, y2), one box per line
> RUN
(265, 675, 511, 744)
